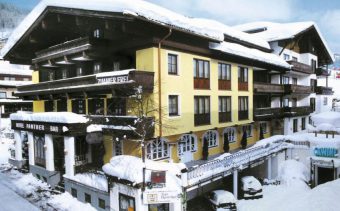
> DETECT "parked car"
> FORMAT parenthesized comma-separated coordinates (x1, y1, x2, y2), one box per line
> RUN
(206, 190, 237, 211)
(241, 176, 263, 199)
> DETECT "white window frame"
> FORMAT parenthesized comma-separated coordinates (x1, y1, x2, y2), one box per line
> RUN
(146, 138, 170, 160)
(223, 127, 237, 143)
(203, 130, 219, 148)
(167, 51, 180, 76)
(178, 134, 197, 156)
(243, 125, 253, 138)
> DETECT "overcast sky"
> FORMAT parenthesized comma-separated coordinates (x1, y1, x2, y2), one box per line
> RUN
(2, 0, 340, 54)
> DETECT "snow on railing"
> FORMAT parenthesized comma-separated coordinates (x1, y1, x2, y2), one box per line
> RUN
(185, 141, 287, 187)
(285, 140, 310, 149)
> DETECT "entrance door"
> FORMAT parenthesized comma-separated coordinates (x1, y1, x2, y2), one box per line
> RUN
(317, 167, 334, 185)
(178, 134, 196, 163)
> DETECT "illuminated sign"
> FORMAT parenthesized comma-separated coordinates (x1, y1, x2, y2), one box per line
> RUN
(314, 147, 338, 158)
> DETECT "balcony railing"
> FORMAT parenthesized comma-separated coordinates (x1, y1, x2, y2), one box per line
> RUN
(287, 60, 313, 74)
(283, 106, 313, 117)
(254, 107, 284, 120)
(218, 80, 231, 90)
(194, 78, 210, 89)
(194, 113, 210, 126)
(238, 82, 248, 91)
(315, 86, 333, 95)
(75, 154, 88, 166)
(315, 68, 330, 76)
(254, 82, 284, 94)
(284, 84, 312, 94)
(238, 110, 248, 120)
(219, 112, 232, 123)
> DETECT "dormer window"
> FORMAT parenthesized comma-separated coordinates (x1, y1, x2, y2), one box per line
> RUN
(94, 62, 102, 74)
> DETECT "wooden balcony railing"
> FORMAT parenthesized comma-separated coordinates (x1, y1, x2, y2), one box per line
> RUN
(194, 78, 210, 89)
(254, 107, 284, 120)
(238, 82, 248, 91)
(219, 112, 232, 123)
(284, 84, 312, 94)
(218, 80, 231, 90)
(194, 113, 210, 126)
(75, 154, 88, 166)
(287, 60, 314, 74)
(315, 86, 333, 95)
(283, 106, 313, 117)
(315, 68, 330, 76)
(254, 82, 284, 94)
(238, 110, 248, 120)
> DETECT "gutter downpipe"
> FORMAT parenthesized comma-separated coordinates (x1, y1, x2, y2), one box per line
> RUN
(158, 28, 172, 137)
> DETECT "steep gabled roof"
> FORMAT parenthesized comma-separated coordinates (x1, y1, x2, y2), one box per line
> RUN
(1, 0, 270, 58)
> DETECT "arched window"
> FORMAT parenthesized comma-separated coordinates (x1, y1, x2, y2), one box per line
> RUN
(203, 130, 218, 147)
(223, 127, 237, 143)
(146, 138, 169, 160)
(178, 134, 197, 155)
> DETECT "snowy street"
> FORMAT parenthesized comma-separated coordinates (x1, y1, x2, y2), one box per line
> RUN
(0, 173, 40, 211)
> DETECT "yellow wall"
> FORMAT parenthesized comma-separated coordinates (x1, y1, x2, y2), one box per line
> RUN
(32, 71, 45, 112)
(103, 135, 113, 164)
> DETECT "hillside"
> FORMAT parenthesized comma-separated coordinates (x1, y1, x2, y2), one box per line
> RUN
(0, 3, 27, 40)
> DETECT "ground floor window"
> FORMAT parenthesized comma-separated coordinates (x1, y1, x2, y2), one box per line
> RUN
(71, 188, 77, 198)
(119, 194, 135, 211)
(203, 130, 218, 147)
(260, 122, 268, 134)
(223, 127, 237, 143)
(149, 203, 170, 211)
(98, 198, 106, 209)
(34, 133, 45, 167)
(243, 125, 253, 138)
(85, 193, 91, 204)
(146, 138, 169, 160)
(293, 119, 298, 132)
(178, 134, 197, 155)
(302, 117, 306, 130)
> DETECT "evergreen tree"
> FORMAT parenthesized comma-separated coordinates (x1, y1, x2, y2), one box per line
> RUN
(223, 133, 230, 153)
(241, 130, 247, 149)
(202, 137, 209, 160)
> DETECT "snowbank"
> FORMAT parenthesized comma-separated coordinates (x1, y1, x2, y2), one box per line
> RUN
(48, 192, 96, 211)
(311, 111, 340, 128)
(10, 111, 88, 124)
(0, 139, 12, 165)
(279, 160, 310, 185)
(13, 173, 50, 196)
(68, 173, 108, 192)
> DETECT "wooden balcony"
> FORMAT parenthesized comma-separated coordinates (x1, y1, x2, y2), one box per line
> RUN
(219, 112, 232, 123)
(14, 70, 154, 100)
(238, 110, 249, 120)
(284, 84, 312, 95)
(194, 113, 210, 126)
(316, 68, 330, 76)
(218, 80, 231, 90)
(287, 60, 314, 74)
(315, 86, 333, 95)
(254, 82, 284, 94)
(238, 82, 248, 91)
(254, 107, 284, 120)
(194, 78, 210, 89)
(283, 106, 313, 117)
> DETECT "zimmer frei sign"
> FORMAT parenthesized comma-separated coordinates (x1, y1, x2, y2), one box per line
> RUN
(97, 73, 129, 84)
(313, 147, 339, 158)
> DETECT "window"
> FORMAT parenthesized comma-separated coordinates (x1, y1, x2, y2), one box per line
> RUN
(260, 122, 267, 134)
(293, 119, 298, 132)
(311, 59, 317, 73)
(107, 98, 126, 115)
(193, 59, 209, 79)
(178, 134, 197, 155)
(23, 78, 29, 81)
(72, 99, 86, 114)
(292, 56, 298, 62)
(94, 63, 102, 74)
(71, 188, 77, 198)
(119, 194, 135, 211)
(98, 198, 106, 209)
(292, 98, 297, 107)
(76, 67, 83, 76)
(61, 69, 68, 79)
(284, 54, 290, 61)
(113, 62, 120, 71)
(310, 98, 316, 112)
(85, 193, 91, 204)
(323, 97, 328, 105)
(243, 125, 253, 138)
(282, 76, 289, 85)
(218, 96, 231, 123)
(282, 98, 289, 107)
(218, 63, 231, 80)
(34, 134, 45, 167)
(93, 29, 103, 38)
(194, 96, 210, 125)
(238, 66, 248, 82)
(223, 127, 237, 143)
(292, 78, 297, 85)
(4, 77, 15, 81)
(238, 97, 248, 120)
(88, 99, 104, 115)
(113, 139, 123, 156)
(75, 136, 87, 157)
(302, 117, 306, 130)
(0, 92, 6, 98)
(168, 95, 179, 116)
(146, 138, 169, 160)
(149, 204, 170, 211)
(49, 71, 54, 81)
(203, 130, 218, 148)
(168, 54, 178, 75)
(45, 100, 55, 112)
(57, 99, 67, 112)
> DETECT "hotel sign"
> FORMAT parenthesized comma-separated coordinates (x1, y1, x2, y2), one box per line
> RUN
(97, 74, 129, 84)
(313, 147, 338, 158)
(143, 190, 181, 204)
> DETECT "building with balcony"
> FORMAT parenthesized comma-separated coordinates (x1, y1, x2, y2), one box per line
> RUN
(236, 22, 334, 135)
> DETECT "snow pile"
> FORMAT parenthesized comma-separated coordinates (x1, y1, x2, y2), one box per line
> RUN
(316, 123, 336, 132)
(10, 111, 88, 124)
(103, 155, 185, 185)
(0, 118, 11, 130)
(312, 111, 340, 128)
(48, 192, 96, 211)
(209, 42, 290, 69)
(13, 173, 50, 196)
(69, 173, 108, 192)
(86, 124, 103, 133)
(278, 160, 309, 186)
(253, 135, 286, 147)
(0, 139, 12, 165)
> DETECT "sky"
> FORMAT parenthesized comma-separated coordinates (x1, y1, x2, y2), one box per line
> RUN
(1, 0, 340, 54)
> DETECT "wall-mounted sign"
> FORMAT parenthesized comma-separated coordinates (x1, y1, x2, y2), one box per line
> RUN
(313, 147, 338, 158)
(143, 190, 181, 204)
(97, 74, 129, 84)
(151, 171, 166, 188)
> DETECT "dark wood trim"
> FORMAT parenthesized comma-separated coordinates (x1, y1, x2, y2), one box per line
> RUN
(238, 82, 248, 91)
(194, 78, 210, 89)
(194, 113, 210, 126)
(218, 80, 231, 90)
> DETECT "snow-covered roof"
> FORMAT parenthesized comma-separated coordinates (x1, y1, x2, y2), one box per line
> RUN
(311, 111, 340, 129)
(0, 61, 32, 76)
(0, 99, 32, 103)
(209, 42, 290, 69)
(0, 80, 32, 87)
(1, 0, 270, 57)
(10, 111, 88, 124)
(234, 21, 334, 62)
